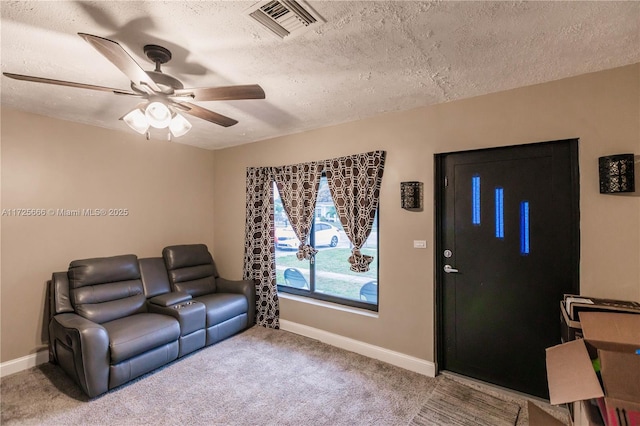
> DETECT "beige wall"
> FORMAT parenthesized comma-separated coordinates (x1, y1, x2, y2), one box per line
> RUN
(212, 63, 640, 363)
(1, 64, 638, 366)
(0, 109, 216, 362)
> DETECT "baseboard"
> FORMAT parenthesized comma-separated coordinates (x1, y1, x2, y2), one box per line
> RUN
(279, 319, 436, 377)
(0, 350, 49, 378)
(1, 325, 437, 379)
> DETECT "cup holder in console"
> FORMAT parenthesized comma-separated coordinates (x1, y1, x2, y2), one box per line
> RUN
(173, 301, 194, 310)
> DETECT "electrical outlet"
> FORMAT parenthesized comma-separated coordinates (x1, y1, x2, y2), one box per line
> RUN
(413, 240, 427, 249)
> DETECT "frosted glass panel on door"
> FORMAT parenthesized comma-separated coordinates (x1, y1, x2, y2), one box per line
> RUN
(472, 175, 481, 226)
(520, 201, 530, 255)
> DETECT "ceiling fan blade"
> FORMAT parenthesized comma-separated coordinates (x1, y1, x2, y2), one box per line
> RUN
(178, 102, 238, 127)
(174, 84, 265, 101)
(78, 33, 161, 92)
(2, 72, 138, 95)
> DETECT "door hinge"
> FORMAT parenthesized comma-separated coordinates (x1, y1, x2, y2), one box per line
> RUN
(444, 177, 448, 187)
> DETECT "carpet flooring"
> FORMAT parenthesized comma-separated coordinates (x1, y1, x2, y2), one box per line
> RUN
(0, 326, 568, 425)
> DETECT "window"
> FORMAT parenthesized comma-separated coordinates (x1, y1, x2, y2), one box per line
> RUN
(275, 175, 379, 311)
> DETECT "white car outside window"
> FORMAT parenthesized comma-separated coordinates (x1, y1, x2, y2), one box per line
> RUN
(276, 221, 339, 250)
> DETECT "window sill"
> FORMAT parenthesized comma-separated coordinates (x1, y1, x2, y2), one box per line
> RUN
(277, 292, 379, 318)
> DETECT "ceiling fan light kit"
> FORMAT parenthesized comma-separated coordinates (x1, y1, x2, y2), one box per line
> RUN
(122, 103, 193, 140)
(169, 113, 192, 138)
(145, 101, 172, 128)
(2, 33, 266, 141)
(122, 108, 149, 135)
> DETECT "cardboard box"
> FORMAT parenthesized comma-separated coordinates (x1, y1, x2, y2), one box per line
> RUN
(528, 401, 567, 426)
(563, 295, 640, 321)
(572, 399, 606, 426)
(561, 296, 640, 344)
(562, 301, 584, 342)
(597, 350, 640, 426)
(546, 312, 640, 426)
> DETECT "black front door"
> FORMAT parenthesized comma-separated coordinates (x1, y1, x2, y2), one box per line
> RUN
(436, 139, 579, 398)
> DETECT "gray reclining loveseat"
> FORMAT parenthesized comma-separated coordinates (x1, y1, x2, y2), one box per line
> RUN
(48, 244, 255, 398)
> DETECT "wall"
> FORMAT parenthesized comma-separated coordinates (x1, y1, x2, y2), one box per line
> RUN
(0, 108, 216, 362)
(212, 64, 640, 363)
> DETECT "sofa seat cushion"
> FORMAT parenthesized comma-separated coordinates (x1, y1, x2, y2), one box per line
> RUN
(103, 313, 180, 364)
(194, 293, 248, 327)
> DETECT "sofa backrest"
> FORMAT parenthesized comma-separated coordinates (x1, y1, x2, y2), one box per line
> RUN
(50, 272, 74, 315)
(162, 244, 219, 297)
(139, 257, 172, 298)
(68, 254, 146, 324)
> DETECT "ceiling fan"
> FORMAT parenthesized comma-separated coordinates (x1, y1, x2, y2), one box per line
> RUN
(3, 33, 266, 139)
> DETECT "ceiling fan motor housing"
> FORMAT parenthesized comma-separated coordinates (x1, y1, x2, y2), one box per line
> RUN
(139, 44, 184, 93)
(144, 44, 172, 66)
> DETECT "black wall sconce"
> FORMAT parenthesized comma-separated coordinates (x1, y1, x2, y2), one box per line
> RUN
(599, 154, 635, 193)
(401, 181, 423, 210)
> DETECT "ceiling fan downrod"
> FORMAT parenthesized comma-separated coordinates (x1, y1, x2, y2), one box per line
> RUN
(143, 44, 172, 73)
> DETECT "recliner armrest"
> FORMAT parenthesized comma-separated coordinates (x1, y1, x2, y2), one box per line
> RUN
(49, 313, 109, 398)
(148, 291, 192, 307)
(216, 277, 256, 326)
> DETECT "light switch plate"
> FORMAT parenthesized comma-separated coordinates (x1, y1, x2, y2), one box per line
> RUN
(413, 240, 427, 249)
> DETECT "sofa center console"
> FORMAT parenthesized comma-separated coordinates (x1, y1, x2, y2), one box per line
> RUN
(148, 294, 206, 357)
(173, 301, 195, 309)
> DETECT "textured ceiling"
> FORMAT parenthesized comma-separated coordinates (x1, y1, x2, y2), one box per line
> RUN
(1, 1, 639, 150)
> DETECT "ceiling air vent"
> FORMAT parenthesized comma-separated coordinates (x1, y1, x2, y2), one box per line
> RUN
(245, 0, 325, 39)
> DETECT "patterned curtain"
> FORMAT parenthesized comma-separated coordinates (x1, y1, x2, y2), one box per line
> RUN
(324, 151, 386, 272)
(273, 163, 324, 261)
(243, 167, 279, 328)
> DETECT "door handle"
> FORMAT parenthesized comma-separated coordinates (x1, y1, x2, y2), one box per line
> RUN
(444, 264, 459, 273)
